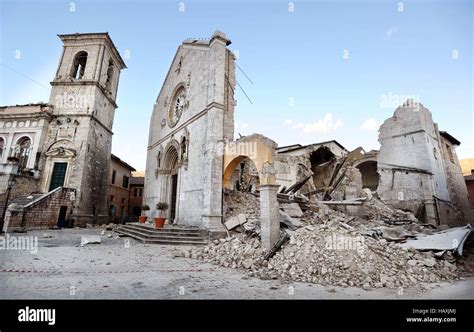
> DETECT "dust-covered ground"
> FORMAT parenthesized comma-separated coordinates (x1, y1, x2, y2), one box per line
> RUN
(0, 229, 472, 299)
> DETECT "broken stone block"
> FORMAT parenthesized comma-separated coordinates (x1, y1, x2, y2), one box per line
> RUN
(80, 235, 101, 246)
(363, 188, 373, 200)
(281, 203, 304, 218)
(407, 260, 417, 266)
(279, 210, 303, 230)
(422, 258, 436, 267)
(242, 259, 253, 269)
(224, 213, 247, 230)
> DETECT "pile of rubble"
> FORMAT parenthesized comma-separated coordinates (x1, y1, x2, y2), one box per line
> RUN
(185, 228, 458, 289)
(223, 190, 260, 231)
(181, 190, 468, 289)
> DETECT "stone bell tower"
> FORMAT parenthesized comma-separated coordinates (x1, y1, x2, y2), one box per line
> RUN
(41, 32, 126, 225)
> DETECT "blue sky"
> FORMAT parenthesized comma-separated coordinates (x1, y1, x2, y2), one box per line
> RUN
(1, 0, 472, 170)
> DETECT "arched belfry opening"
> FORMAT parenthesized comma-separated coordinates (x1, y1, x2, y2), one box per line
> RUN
(71, 51, 88, 79)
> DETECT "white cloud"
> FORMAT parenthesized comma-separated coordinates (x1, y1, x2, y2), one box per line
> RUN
(283, 119, 293, 127)
(361, 118, 380, 131)
(235, 121, 249, 129)
(385, 26, 399, 39)
(286, 113, 343, 134)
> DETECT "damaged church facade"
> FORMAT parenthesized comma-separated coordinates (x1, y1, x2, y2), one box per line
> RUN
(144, 30, 472, 241)
(0, 33, 126, 230)
(144, 31, 236, 232)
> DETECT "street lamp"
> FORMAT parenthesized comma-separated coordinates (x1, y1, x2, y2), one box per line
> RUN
(0, 176, 16, 233)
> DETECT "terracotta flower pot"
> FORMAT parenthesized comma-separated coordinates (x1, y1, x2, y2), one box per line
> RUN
(139, 216, 147, 223)
(154, 217, 166, 229)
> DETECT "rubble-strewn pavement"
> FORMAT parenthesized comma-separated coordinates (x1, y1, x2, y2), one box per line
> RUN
(1, 227, 472, 299)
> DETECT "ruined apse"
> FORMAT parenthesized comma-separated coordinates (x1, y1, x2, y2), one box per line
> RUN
(144, 31, 236, 231)
(377, 100, 472, 226)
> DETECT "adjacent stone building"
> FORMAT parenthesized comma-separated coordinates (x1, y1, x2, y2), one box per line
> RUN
(0, 32, 126, 230)
(129, 171, 144, 217)
(108, 154, 135, 221)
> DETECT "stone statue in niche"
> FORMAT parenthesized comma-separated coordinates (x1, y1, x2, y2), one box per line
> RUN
(157, 151, 162, 168)
(175, 55, 184, 74)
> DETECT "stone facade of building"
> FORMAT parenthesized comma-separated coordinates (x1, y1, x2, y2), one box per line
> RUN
(129, 172, 144, 218)
(465, 171, 474, 205)
(108, 154, 135, 221)
(144, 31, 236, 231)
(0, 104, 53, 196)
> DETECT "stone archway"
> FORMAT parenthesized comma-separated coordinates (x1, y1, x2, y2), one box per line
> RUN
(222, 134, 280, 250)
(163, 143, 180, 223)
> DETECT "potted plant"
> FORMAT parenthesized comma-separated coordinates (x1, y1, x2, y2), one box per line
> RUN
(139, 204, 150, 223)
(154, 202, 169, 229)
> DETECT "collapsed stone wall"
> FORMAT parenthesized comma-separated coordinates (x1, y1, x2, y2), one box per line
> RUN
(274, 154, 312, 194)
(184, 190, 465, 290)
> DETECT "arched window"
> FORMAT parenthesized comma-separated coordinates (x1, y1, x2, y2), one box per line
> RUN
(16, 136, 32, 169)
(71, 51, 88, 79)
(0, 137, 4, 160)
(105, 59, 115, 93)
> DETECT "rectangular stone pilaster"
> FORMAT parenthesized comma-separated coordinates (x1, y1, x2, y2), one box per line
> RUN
(201, 107, 225, 232)
(259, 184, 280, 251)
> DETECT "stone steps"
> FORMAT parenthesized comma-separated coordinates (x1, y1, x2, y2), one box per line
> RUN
(116, 223, 208, 245)
(118, 225, 204, 239)
(123, 223, 206, 236)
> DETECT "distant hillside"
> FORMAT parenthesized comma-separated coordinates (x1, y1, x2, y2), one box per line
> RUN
(460, 158, 474, 176)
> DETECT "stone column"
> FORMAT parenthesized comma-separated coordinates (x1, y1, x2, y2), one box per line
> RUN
(259, 184, 280, 251)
